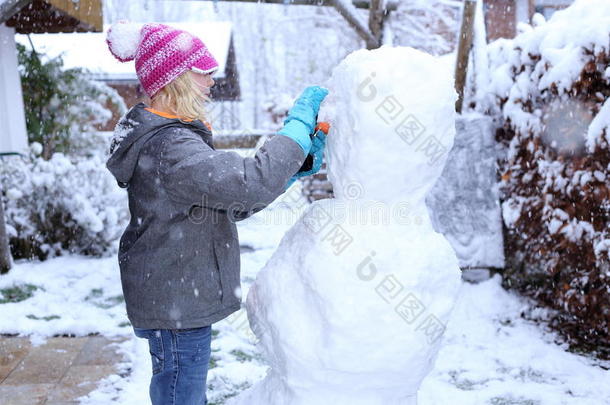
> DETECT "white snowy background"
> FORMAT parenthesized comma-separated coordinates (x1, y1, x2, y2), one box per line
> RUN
(1, 0, 609, 404)
(2, 190, 609, 404)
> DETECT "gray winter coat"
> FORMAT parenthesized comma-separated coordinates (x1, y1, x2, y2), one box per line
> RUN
(106, 103, 305, 329)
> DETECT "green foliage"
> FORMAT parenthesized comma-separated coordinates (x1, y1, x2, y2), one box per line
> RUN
(0, 284, 39, 304)
(84, 288, 125, 309)
(16, 40, 126, 159)
(0, 151, 128, 260)
(26, 314, 61, 321)
(86, 288, 104, 298)
(229, 349, 254, 363)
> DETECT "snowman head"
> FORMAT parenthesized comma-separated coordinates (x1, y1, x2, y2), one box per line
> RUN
(320, 46, 457, 205)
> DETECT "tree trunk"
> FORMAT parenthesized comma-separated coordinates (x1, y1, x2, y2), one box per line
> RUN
(367, 0, 385, 49)
(454, 0, 477, 113)
(0, 183, 13, 274)
(331, 0, 378, 47)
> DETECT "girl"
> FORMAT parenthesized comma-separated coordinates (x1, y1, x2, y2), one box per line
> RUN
(105, 22, 328, 405)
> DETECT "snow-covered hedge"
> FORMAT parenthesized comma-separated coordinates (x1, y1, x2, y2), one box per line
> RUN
(484, 0, 610, 356)
(17, 43, 126, 159)
(0, 42, 129, 260)
(0, 145, 128, 260)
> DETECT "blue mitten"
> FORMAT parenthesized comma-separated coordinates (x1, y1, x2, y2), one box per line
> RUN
(277, 86, 329, 157)
(285, 129, 327, 189)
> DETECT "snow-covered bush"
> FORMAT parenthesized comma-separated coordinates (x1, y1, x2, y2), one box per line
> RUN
(0, 147, 128, 260)
(484, 0, 610, 356)
(0, 42, 129, 260)
(17, 43, 126, 159)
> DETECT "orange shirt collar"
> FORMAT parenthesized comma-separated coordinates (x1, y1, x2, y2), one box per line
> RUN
(144, 107, 213, 131)
(145, 107, 193, 122)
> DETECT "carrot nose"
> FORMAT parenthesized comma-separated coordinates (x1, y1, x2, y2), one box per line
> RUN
(315, 122, 331, 135)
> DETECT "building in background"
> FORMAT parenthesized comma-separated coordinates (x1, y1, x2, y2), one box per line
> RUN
(17, 22, 241, 132)
(0, 0, 103, 154)
(484, 0, 574, 41)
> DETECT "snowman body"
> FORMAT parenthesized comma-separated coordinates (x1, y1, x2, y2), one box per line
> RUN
(230, 46, 462, 405)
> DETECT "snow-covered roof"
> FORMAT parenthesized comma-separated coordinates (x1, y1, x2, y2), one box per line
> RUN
(15, 22, 233, 80)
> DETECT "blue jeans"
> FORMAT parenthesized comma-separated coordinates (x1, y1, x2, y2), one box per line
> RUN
(133, 326, 212, 405)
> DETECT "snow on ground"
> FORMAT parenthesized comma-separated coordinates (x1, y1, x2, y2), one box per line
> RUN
(1, 193, 609, 404)
(0, 255, 128, 345)
(420, 278, 610, 405)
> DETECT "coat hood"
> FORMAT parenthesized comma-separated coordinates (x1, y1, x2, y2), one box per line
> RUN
(106, 102, 213, 188)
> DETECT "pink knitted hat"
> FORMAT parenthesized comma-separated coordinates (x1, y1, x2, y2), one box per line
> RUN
(106, 21, 219, 98)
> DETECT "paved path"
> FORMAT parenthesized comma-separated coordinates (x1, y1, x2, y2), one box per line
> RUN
(0, 335, 128, 405)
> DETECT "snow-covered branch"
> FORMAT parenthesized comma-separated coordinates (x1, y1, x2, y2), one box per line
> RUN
(331, 0, 378, 47)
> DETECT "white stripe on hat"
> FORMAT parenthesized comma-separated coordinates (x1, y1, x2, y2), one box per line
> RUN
(191, 66, 218, 74)
(136, 25, 173, 57)
(138, 33, 189, 82)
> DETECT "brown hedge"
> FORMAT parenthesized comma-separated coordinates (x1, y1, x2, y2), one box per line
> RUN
(496, 49, 610, 359)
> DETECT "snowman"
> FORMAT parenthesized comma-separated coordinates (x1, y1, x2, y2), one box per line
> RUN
(230, 46, 462, 405)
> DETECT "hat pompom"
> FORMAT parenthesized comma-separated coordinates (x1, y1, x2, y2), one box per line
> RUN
(106, 21, 143, 62)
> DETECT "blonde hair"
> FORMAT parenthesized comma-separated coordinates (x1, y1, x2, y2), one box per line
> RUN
(150, 70, 211, 123)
